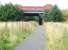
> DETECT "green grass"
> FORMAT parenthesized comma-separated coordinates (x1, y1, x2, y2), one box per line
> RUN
(44, 22, 68, 50)
(0, 22, 38, 50)
(63, 27, 68, 50)
(1, 22, 68, 50)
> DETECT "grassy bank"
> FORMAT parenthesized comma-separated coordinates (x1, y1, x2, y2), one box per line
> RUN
(1, 22, 68, 50)
(44, 22, 68, 50)
(0, 21, 38, 50)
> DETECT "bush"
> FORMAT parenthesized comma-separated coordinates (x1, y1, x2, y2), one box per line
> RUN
(0, 22, 37, 50)
(0, 3, 23, 21)
(62, 9, 68, 22)
(44, 5, 65, 22)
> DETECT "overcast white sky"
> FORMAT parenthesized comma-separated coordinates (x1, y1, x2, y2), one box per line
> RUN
(0, 0, 68, 9)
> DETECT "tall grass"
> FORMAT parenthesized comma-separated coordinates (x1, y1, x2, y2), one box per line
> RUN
(0, 21, 38, 50)
(44, 22, 68, 50)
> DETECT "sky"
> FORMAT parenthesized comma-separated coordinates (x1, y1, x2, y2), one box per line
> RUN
(0, 0, 68, 9)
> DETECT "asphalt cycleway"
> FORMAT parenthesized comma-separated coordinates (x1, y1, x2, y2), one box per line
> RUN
(13, 26, 45, 50)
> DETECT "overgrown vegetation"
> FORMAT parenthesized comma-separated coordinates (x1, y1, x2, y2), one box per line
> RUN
(0, 3, 67, 22)
(0, 22, 37, 50)
(44, 5, 65, 22)
(44, 23, 68, 50)
(0, 3, 68, 50)
(62, 9, 68, 22)
(0, 3, 23, 21)
(0, 3, 38, 50)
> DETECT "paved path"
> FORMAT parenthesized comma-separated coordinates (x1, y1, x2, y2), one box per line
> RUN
(13, 26, 45, 50)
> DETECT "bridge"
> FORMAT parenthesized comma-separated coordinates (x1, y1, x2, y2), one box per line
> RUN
(18, 4, 52, 25)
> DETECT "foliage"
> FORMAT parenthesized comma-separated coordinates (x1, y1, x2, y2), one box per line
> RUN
(62, 9, 68, 17)
(0, 22, 37, 50)
(44, 10, 49, 21)
(62, 9, 68, 22)
(0, 3, 38, 21)
(44, 22, 68, 50)
(44, 5, 65, 22)
(23, 16, 36, 21)
(0, 3, 23, 21)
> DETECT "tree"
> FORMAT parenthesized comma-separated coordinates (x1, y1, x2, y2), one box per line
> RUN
(44, 10, 49, 21)
(44, 5, 65, 22)
(62, 9, 68, 21)
(0, 4, 24, 50)
(0, 3, 23, 21)
(48, 5, 65, 22)
(0, 3, 23, 28)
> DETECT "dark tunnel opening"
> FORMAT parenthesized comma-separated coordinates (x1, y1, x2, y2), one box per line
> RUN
(23, 13, 43, 25)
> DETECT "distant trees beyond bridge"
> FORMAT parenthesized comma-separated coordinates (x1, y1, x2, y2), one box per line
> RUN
(0, 3, 65, 22)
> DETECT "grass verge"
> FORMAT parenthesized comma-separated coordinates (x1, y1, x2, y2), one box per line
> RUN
(44, 22, 68, 50)
(0, 21, 38, 50)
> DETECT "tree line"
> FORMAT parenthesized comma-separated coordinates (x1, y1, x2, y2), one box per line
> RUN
(0, 3, 23, 21)
(0, 3, 65, 22)
(44, 5, 65, 22)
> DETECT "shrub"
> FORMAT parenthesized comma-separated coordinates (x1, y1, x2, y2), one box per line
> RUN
(44, 5, 65, 22)
(0, 3, 23, 21)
